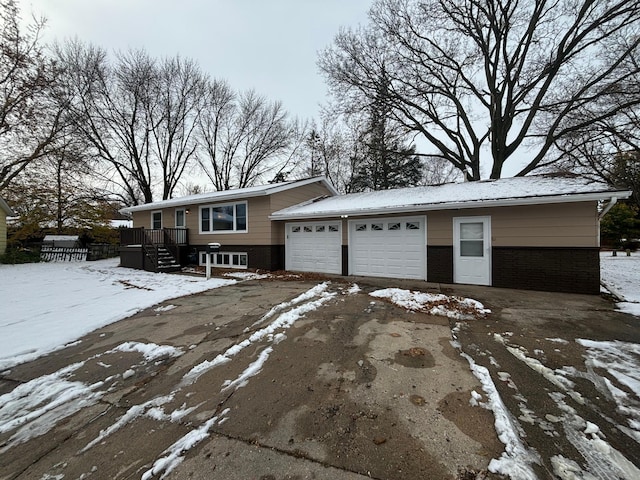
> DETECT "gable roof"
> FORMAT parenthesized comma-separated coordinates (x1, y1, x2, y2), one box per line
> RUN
(0, 197, 14, 216)
(120, 177, 337, 214)
(270, 174, 631, 220)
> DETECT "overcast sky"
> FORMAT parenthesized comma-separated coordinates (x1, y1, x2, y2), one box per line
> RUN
(20, 0, 372, 121)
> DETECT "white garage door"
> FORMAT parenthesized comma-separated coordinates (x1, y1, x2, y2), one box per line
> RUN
(349, 216, 426, 280)
(285, 222, 342, 274)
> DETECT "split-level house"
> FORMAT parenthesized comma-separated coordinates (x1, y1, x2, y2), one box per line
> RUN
(119, 174, 630, 294)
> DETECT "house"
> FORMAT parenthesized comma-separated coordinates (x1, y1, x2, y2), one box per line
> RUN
(119, 174, 630, 294)
(119, 177, 337, 273)
(0, 197, 14, 255)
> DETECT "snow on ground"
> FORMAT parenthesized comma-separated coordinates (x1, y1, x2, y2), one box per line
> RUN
(0, 258, 235, 370)
(600, 251, 640, 316)
(370, 287, 490, 320)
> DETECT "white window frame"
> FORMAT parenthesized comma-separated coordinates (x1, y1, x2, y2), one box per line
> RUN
(199, 201, 248, 234)
(199, 251, 248, 269)
(175, 208, 186, 228)
(151, 210, 162, 229)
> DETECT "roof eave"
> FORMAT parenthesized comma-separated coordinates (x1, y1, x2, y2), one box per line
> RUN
(119, 177, 338, 215)
(270, 190, 632, 221)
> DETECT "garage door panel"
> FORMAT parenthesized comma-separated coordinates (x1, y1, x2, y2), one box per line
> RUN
(349, 217, 426, 280)
(286, 222, 342, 274)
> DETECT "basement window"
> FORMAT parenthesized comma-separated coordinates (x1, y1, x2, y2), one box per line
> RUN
(200, 251, 248, 269)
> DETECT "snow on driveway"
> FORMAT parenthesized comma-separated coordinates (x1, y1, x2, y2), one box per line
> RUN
(0, 259, 235, 370)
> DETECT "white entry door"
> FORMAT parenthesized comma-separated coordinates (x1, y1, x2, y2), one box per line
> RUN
(453, 216, 491, 285)
(285, 222, 342, 274)
(349, 216, 426, 280)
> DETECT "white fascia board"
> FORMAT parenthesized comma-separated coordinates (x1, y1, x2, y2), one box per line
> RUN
(269, 190, 632, 220)
(266, 176, 339, 196)
(119, 177, 338, 215)
(121, 190, 266, 214)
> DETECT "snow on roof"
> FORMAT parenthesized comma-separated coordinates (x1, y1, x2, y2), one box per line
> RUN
(270, 175, 631, 220)
(44, 235, 79, 242)
(120, 177, 337, 214)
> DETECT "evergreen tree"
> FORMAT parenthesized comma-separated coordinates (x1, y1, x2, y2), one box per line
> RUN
(350, 72, 423, 192)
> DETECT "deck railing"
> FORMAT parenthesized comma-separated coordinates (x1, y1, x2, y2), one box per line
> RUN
(120, 228, 188, 246)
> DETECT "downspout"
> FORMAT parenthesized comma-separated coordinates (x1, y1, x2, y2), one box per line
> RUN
(597, 197, 618, 249)
(598, 197, 618, 221)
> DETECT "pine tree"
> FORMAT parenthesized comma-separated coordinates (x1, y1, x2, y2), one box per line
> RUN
(350, 72, 423, 192)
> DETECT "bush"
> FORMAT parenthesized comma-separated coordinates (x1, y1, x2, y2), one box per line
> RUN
(0, 248, 43, 264)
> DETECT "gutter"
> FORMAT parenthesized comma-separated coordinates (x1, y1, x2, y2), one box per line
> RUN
(598, 196, 618, 221)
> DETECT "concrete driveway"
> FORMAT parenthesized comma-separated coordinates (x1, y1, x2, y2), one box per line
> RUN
(2, 276, 639, 480)
(0, 279, 500, 480)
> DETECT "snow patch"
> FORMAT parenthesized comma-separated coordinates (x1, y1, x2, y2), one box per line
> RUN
(183, 283, 336, 384)
(369, 288, 490, 320)
(141, 409, 230, 480)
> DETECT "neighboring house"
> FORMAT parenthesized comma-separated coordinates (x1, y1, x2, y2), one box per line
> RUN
(119, 174, 630, 294)
(0, 197, 14, 255)
(42, 235, 80, 248)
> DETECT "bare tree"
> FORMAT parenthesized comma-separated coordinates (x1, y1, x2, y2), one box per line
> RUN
(198, 88, 294, 190)
(319, 0, 640, 180)
(151, 56, 207, 200)
(0, 0, 64, 192)
(58, 41, 207, 205)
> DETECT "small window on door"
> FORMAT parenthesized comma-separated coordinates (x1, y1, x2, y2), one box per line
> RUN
(175, 209, 186, 228)
(151, 211, 162, 229)
(460, 222, 484, 256)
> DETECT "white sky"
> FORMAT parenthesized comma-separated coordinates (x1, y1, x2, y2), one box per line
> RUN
(20, 0, 372, 121)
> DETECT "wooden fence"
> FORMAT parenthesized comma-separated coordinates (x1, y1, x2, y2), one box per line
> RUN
(40, 246, 88, 262)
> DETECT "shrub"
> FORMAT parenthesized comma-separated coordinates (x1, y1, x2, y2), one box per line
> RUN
(0, 248, 43, 264)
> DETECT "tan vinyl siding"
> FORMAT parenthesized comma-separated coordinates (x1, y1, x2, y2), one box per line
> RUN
(427, 202, 599, 247)
(294, 201, 599, 248)
(269, 182, 333, 212)
(188, 196, 272, 245)
(0, 210, 7, 254)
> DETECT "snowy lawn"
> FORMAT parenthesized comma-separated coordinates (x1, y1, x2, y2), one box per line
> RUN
(600, 251, 640, 316)
(0, 258, 235, 370)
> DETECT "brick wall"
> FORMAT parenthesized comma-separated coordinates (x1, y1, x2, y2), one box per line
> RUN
(492, 247, 600, 294)
(427, 246, 453, 283)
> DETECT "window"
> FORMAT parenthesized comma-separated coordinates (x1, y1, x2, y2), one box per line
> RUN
(406, 222, 420, 230)
(355, 224, 367, 231)
(316, 225, 325, 232)
(291, 226, 301, 233)
(200, 251, 248, 269)
(304, 226, 312, 232)
(460, 222, 484, 257)
(175, 209, 186, 228)
(328, 225, 339, 232)
(371, 223, 383, 231)
(151, 211, 162, 229)
(388, 222, 401, 231)
(200, 202, 248, 233)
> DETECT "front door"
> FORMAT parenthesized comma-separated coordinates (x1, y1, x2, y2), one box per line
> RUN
(453, 216, 491, 285)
